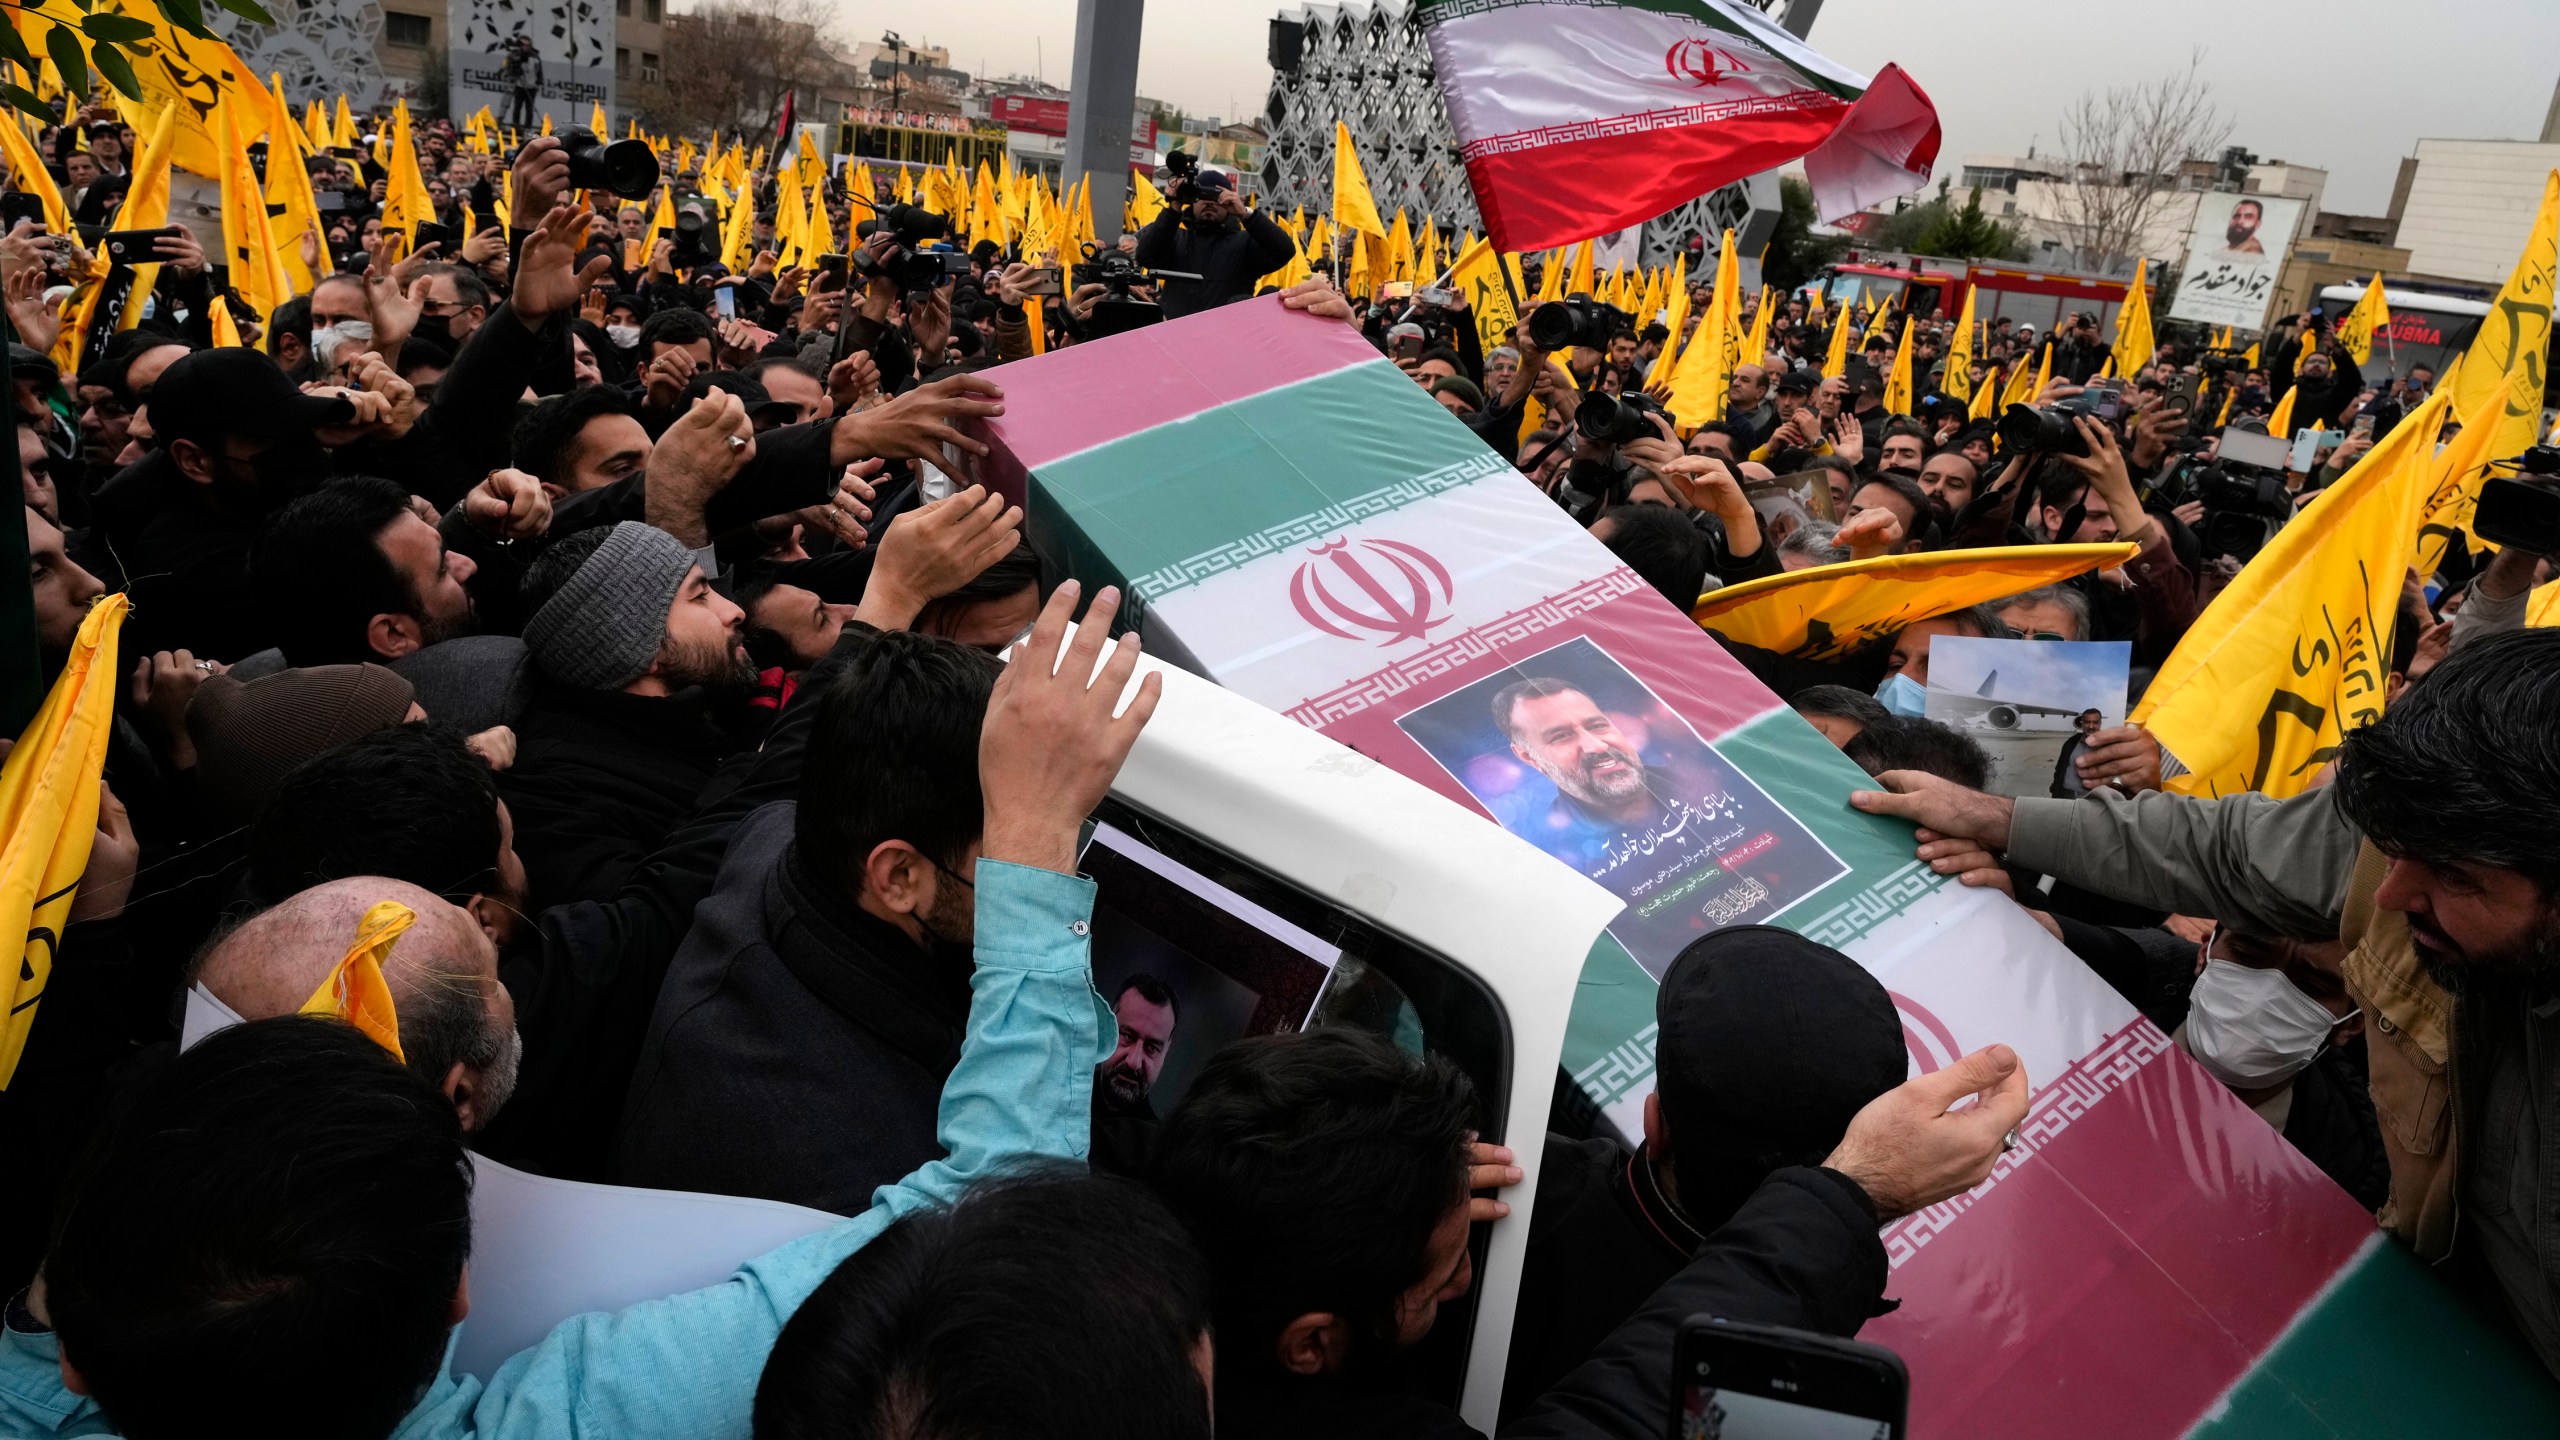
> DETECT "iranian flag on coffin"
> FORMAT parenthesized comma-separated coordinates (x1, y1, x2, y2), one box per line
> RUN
(1419, 0, 1941, 251)
(969, 300, 2560, 1437)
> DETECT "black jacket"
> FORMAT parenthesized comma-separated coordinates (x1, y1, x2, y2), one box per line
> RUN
(498, 681, 740, 909)
(1134, 206, 1297, 320)
(611, 802, 976, 1213)
(1215, 1164, 1891, 1440)
(77, 450, 287, 663)
(471, 633, 843, 1181)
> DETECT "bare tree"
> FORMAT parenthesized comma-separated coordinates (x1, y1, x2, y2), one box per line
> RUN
(644, 0, 847, 142)
(2044, 51, 2232, 273)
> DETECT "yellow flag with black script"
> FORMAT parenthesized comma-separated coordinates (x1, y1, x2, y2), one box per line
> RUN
(1693, 544, 2137, 660)
(2112, 258, 2154, 377)
(1446, 237, 1521, 365)
(2135, 389, 2454, 799)
(1332, 121, 1385, 242)
(2429, 169, 2558, 571)
(2336, 273, 2391, 366)
(0, 594, 126, 1088)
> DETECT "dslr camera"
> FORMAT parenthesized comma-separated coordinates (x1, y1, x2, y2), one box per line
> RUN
(852, 203, 966, 291)
(670, 194, 719, 269)
(2180, 458, 2293, 562)
(1994, 379, 2128, 459)
(558, 126, 659, 200)
(1576, 390, 1674, 447)
(1527, 296, 1631, 353)
(2474, 444, 2560, 555)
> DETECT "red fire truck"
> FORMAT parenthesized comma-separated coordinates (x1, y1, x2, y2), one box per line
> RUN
(1801, 256, 2137, 336)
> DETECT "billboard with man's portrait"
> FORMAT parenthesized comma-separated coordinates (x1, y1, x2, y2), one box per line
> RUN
(2166, 191, 2305, 332)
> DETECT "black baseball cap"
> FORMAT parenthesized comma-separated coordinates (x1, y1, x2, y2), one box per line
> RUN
(146, 348, 354, 448)
(75, 329, 189, 406)
(1193, 168, 1235, 197)
(1774, 367, 1818, 396)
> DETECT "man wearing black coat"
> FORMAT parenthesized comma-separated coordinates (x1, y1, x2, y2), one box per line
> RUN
(611, 628, 1010, 1213)
(1500, 927, 1910, 1422)
(1133, 167, 1295, 320)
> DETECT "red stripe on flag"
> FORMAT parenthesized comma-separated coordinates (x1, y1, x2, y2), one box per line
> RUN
(1863, 1023, 2376, 1439)
(1466, 103, 1850, 255)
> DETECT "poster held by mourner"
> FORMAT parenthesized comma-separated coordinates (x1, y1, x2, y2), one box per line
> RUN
(2166, 192, 2306, 333)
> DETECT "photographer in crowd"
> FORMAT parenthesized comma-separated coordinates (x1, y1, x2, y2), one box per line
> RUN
(1135, 151, 1295, 319)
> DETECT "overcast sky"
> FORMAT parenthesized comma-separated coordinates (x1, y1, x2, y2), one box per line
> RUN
(842, 0, 2560, 214)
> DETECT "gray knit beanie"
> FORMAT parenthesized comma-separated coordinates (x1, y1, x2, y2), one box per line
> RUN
(520, 522, 700, 690)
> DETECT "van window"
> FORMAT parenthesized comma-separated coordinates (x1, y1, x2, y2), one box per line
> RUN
(1090, 797, 1515, 1405)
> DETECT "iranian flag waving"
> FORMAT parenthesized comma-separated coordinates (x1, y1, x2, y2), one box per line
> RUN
(1420, 0, 1941, 252)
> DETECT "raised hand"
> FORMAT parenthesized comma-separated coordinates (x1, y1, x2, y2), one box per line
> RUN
(1822, 1044, 2030, 1219)
(854, 483, 1024, 631)
(977, 582, 1163, 875)
(833, 371, 1005, 465)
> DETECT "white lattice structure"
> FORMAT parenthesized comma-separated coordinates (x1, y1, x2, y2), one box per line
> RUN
(1263, 0, 1790, 268)
(209, 0, 393, 112)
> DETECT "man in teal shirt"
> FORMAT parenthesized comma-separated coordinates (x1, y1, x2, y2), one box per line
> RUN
(1, 582, 1161, 1440)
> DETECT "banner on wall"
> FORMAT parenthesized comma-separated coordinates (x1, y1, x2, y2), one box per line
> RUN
(448, 0, 615, 133)
(972, 298, 2560, 1440)
(2166, 191, 2306, 333)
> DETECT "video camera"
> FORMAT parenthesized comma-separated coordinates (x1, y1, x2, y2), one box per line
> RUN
(1527, 296, 1631, 353)
(851, 203, 966, 292)
(2474, 444, 2560, 554)
(1162, 148, 1202, 205)
(1993, 379, 2129, 459)
(1575, 390, 1674, 447)
(1072, 242, 1198, 339)
(558, 126, 658, 200)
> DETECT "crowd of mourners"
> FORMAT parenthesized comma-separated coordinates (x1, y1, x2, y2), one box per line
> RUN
(1, 97, 2558, 1440)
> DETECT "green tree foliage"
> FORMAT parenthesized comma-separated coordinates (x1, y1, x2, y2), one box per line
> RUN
(1912, 187, 2024, 261)
(0, 0, 274, 123)
(1763, 175, 1849, 295)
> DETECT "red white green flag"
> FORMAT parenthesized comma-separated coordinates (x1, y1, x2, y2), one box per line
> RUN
(1418, 0, 1941, 252)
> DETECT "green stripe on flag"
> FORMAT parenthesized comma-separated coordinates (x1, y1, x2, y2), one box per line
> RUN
(1031, 362, 1505, 605)
(2186, 1239, 2560, 1437)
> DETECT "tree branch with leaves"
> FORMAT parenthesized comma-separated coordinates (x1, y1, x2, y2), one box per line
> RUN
(0, 0, 275, 123)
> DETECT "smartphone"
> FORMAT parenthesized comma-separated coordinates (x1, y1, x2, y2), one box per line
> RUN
(0, 192, 43, 230)
(712, 286, 736, 319)
(1392, 331, 1423, 360)
(413, 221, 453, 254)
(100, 225, 183, 264)
(1672, 1318, 1906, 1440)
(2166, 370, 2204, 417)
(2081, 378, 2127, 424)
(1018, 265, 1063, 298)
(1380, 279, 1416, 300)
(815, 252, 850, 290)
(318, 189, 346, 213)
(2350, 413, 2376, 440)
(1415, 285, 1460, 309)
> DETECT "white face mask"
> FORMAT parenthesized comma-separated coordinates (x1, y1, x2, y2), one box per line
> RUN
(606, 324, 641, 350)
(2185, 958, 2350, 1089)
(1875, 671, 1927, 718)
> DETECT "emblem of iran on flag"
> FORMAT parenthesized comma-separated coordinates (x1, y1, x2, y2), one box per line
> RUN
(1418, 0, 1942, 252)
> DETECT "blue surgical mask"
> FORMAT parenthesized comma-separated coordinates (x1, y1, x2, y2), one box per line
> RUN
(1876, 672, 1927, 717)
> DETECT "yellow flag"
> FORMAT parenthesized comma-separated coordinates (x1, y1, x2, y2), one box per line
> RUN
(330, 94, 356, 150)
(2111, 258, 2155, 377)
(1446, 237, 1521, 363)
(214, 99, 290, 338)
(1024, 295, 1047, 356)
(208, 298, 243, 348)
(1385, 209, 1414, 284)
(1126, 170, 1167, 231)
(299, 900, 413, 1062)
(1664, 230, 1739, 424)
(2415, 378, 2525, 577)
(1533, 247, 1567, 304)
(98, 0, 280, 179)
(639, 184, 675, 269)
(2266, 383, 2299, 441)
(1881, 317, 1916, 417)
(2336, 273, 2391, 366)
(1693, 545, 2137, 659)
(2134, 389, 2454, 798)
(2242, 340, 2261, 369)
(1820, 300, 1852, 380)
(1566, 239, 1595, 298)
(540, 112, 554, 138)
(1968, 363, 2002, 421)
(1741, 284, 1773, 369)
(2440, 168, 2558, 542)
(591, 102, 610, 136)
(720, 183, 755, 269)
(0, 114, 67, 235)
(1943, 283, 1978, 401)
(1332, 121, 1385, 240)
(104, 103, 180, 334)
(382, 100, 436, 246)
(0, 593, 127, 1088)
(1645, 255, 1690, 389)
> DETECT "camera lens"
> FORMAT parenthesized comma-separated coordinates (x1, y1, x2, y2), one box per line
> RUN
(596, 138, 661, 199)
(1527, 304, 1577, 352)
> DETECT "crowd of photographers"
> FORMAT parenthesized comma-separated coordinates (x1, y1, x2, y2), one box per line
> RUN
(0, 97, 2556, 1438)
